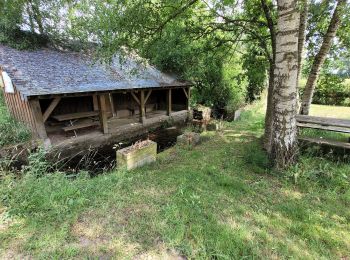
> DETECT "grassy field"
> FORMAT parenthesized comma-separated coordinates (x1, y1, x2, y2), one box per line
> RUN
(0, 102, 349, 259)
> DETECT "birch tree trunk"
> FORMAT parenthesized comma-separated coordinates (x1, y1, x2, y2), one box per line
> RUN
(261, 0, 277, 153)
(270, 0, 300, 169)
(297, 0, 308, 85)
(299, 0, 346, 115)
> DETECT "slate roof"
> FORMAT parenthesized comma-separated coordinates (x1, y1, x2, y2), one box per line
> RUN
(0, 44, 190, 98)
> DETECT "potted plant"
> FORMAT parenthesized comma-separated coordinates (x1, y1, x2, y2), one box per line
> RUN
(116, 140, 157, 170)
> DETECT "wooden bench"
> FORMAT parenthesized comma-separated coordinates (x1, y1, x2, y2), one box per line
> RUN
(296, 115, 350, 134)
(52, 111, 100, 135)
(62, 121, 100, 132)
(296, 115, 350, 148)
(52, 111, 99, 122)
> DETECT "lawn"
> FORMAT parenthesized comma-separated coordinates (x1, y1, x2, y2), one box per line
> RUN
(0, 102, 349, 259)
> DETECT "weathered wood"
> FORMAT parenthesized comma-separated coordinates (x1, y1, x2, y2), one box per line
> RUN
(62, 121, 100, 132)
(296, 115, 350, 128)
(92, 94, 99, 111)
(299, 137, 350, 150)
(117, 140, 157, 170)
(144, 90, 152, 104)
(52, 111, 99, 121)
(187, 87, 191, 110)
(43, 97, 61, 122)
(297, 122, 350, 134)
(182, 87, 188, 99)
(140, 90, 146, 123)
(109, 93, 116, 117)
(167, 89, 172, 116)
(131, 91, 140, 106)
(28, 98, 48, 140)
(98, 94, 109, 134)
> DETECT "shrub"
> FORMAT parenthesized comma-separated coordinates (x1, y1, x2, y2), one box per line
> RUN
(300, 74, 350, 106)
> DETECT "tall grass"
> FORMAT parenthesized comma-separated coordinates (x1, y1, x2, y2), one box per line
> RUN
(0, 91, 31, 147)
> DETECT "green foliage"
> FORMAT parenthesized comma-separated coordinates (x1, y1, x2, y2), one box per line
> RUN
(301, 74, 350, 106)
(0, 92, 31, 147)
(286, 156, 350, 191)
(242, 47, 268, 102)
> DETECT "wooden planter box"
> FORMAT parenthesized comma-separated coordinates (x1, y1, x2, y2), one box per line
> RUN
(117, 140, 157, 170)
(177, 132, 200, 147)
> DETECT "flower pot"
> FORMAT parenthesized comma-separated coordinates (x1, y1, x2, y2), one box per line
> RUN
(117, 140, 157, 170)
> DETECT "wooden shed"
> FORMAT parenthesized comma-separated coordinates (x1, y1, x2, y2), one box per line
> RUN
(0, 44, 191, 146)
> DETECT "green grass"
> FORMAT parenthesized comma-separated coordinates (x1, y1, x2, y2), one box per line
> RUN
(0, 102, 349, 259)
(0, 92, 31, 147)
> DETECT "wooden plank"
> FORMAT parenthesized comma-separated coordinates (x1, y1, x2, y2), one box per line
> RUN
(186, 87, 191, 111)
(52, 111, 99, 121)
(109, 93, 116, 117)
(299, 137, 350, 150)
(297, 122, 350, 134)
(92, 94, 99, 111)
(140, 90, 146, 123)
(296, 115, 350, 128)
(182, 88, 188, 99)
(131, 92, 140, 106)
(28, 98, 48, 140)
(98, 94, 109, 134)
(144, 90, 152, 104)
(63, 121, 99, 132)
(42, 97, 61, 122)
(167, 89, 172, 116)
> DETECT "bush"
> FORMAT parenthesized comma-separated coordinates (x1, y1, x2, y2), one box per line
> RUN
(300, 74, 350, 106)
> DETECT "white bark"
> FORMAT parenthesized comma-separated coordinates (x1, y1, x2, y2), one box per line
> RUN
(299, 0, 346, 115)
(270, 0, 300, 169)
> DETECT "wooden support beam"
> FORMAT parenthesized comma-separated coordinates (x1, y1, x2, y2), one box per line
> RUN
(182, 88, 188, 99)
(167, 89, 172, 116)
(187, 87, 191, 111)
(140, 90, 146, 123)
(42, 97, 61, 122)
(28, 98, 49, 141)
(131, 91, 140, 106)
(109, 93, 116, 117)
(92, 94, 99, 111)
(98, 94, 109, 134)
(144, 90, 152, 104)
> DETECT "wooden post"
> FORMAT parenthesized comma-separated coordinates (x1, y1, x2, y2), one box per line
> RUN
(98, 94, 109, 134)
(140, 90, 146, 123)
(92, 94, 99, 111)
(109, 93, 117, 117)
(28, 98, 49, 141)
(167, 88, 172, 116)
(187, 87, 191, 111)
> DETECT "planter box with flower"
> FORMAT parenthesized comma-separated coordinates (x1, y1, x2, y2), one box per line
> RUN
(116, 140, 157, 170)
(177, 132, 200, 147)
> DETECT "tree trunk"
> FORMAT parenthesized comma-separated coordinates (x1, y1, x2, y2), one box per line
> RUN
(264, 63, 275, 152)
(297, 0, 308, 86)
(261, 0, 277, 153)
(270, 0, 300, 169)
(29, 0, 45, 35)
(299, 0, 346, 115)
